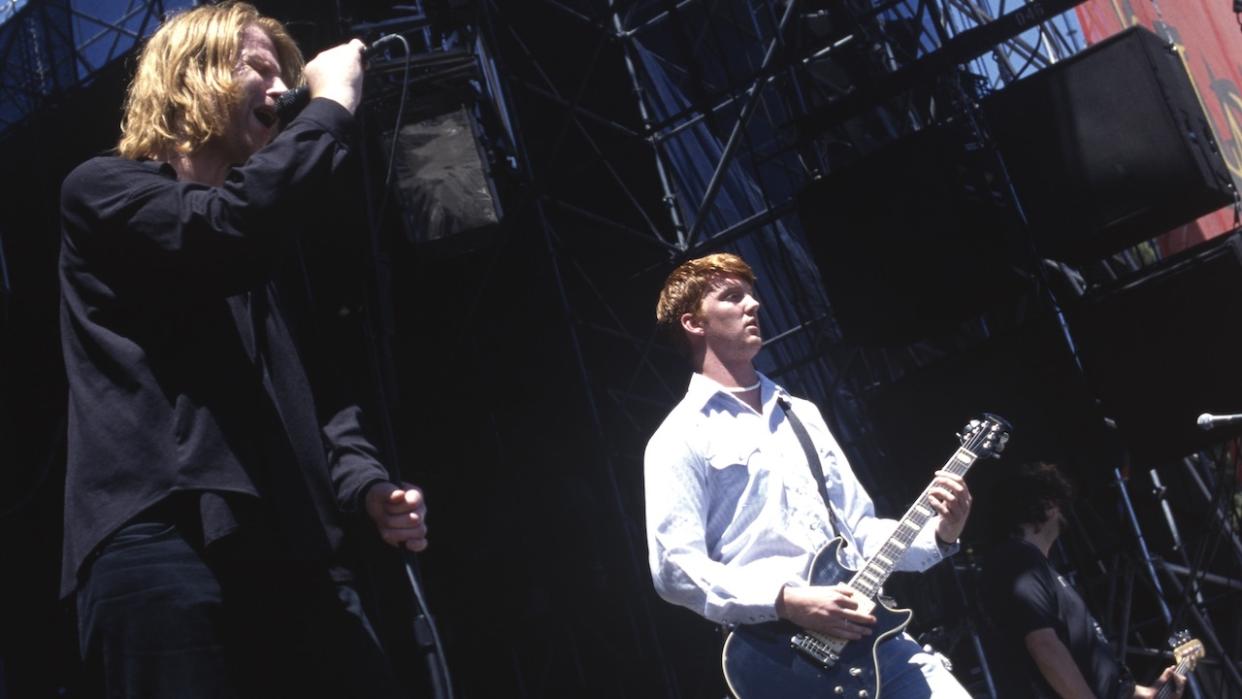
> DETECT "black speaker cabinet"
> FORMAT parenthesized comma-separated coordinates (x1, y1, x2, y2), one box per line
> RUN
(1071, 230, 1242, 467)
(385, 98, 504, 257)
(798, 124, 1028, 346)
(983, 26, 1234, 264)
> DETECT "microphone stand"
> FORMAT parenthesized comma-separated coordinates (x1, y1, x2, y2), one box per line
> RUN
(1111, 464, 1204, 699)
(354, 55, 454, 699)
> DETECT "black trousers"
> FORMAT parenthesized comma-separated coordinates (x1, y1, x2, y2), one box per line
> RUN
(76, 519, 402, 699)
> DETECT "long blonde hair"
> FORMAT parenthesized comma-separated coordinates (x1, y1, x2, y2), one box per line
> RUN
(116, 2, 304, 160)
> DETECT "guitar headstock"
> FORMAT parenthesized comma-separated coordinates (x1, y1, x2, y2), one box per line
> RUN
(958, 413, 1012, 459)
(1168, 630, 1204, 671)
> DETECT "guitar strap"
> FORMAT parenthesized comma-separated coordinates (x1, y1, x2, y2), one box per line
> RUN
(777, 396, 844, 538)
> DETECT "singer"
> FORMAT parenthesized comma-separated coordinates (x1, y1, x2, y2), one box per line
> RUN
(58, 3, 425, 696)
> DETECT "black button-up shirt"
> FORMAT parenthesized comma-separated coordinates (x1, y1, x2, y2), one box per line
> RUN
(58, 98, 390, 596)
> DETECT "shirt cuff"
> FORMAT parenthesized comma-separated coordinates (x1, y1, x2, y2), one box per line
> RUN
(352, 477, 396, 515)
(934, 531, 960, 556)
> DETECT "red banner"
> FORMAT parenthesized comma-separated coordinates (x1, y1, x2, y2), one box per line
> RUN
(1076, 0, 1241, 254)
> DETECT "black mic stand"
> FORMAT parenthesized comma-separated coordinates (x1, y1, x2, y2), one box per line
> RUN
(351, 29, 454, 699)
(1145, 466, 1204, 610)
(946, 551, 999, 699)
(1159, 448, 1242, 694)
(1105, 422, 1206, 699)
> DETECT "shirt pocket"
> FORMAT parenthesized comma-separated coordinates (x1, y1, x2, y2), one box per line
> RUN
(702, 443, 766, 540)
(816, 446, 845, 498)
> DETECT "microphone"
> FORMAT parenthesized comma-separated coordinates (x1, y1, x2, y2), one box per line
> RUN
(1196, 412, 1242, 430)
(274, 34, 403, 123)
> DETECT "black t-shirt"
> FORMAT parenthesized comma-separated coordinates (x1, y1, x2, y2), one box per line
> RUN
(979, 538, 1135, 699)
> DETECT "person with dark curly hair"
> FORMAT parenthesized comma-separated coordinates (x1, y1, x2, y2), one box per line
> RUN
(979, 462, 1185, 698)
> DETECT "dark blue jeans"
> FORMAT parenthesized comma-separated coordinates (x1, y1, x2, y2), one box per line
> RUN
(76, 519, 401, 698)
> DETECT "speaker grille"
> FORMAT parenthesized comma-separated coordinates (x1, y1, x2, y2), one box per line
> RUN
(983, 26, 1234, 263)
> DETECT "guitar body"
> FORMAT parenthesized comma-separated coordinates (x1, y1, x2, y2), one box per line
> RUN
(722, 538, 913, 699)
(718, 414, 1013, 698)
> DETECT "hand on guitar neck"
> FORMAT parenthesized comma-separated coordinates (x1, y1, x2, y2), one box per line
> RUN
(1141, 632, 1202, 699)
(776, 583, 877, 641)
(774, 468, 970, 642)
(927, 469, 972, 543)
(1134, 666, 1186, 699)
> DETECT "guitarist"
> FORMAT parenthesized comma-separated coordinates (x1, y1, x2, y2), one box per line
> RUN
(644, 253, 973, 697)
(978, 462, 1187, 698)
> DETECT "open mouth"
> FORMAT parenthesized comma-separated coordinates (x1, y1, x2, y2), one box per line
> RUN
(253, 107, 276, 128)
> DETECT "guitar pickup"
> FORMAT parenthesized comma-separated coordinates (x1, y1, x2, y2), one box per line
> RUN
(791, 632, 842, 668)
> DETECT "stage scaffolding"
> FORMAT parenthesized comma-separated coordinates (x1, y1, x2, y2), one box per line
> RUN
(479, 0, 1090, 432)
(0, 0, 198, 137)
(470, 1, 1096, 695)
(5, 0, 1238, 694)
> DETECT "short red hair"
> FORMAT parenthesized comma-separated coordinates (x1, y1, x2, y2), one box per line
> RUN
(656, 253, 756, 352)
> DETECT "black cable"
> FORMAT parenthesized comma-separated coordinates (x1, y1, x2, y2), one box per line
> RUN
(364, 32, 455, 699)
(376, 33, 413, 234)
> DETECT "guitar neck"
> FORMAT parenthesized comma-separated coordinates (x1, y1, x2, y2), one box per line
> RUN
(1154, 658, 1194, 699)
(848, 446, 979, 598)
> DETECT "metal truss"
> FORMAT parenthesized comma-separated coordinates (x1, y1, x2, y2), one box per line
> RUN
(943, 0, 1084, 87)
(516, 0, 1096, 476)
(462, 1, 1101, 696)
(0, 0, 190, 137)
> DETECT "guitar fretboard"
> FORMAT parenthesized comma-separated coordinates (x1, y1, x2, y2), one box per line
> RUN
(1155, 652, 1199, 699)
(847, 446, 978, 598)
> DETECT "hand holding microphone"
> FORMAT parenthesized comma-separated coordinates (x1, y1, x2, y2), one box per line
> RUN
(301, 38, 367, 115)
(278, 34, 404, 121)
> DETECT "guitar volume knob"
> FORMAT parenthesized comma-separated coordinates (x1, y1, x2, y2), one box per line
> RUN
(833, 687, 844, 695)
(858, 691, 869, 698)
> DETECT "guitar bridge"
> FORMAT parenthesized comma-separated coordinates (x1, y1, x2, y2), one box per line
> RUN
(790, 632, 841, 668)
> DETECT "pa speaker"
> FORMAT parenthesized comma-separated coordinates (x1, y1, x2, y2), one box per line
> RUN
(983, 26, 1234, 264)
(798, 124, 1028, 346)
(386, 99, 503, 257)
(1071, 230, 1242, 467)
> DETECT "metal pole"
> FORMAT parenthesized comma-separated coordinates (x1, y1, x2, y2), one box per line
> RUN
(948, 559, 997, 698)
(1114, 468, 1176, 625)
(1155, 560, 1236, 695)
(481, 3, 681, 694)
(1182, 455, 1242, 565)
(610, 0, 689, 249)
(681, 0, 800, 245)
(1113, 468, 1204, 699)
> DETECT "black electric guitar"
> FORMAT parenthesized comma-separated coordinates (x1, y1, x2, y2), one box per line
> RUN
(721, 414, 1012, 699)
(1155, 631, 1204, 699)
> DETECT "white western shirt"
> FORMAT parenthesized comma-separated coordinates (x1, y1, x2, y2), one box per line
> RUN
(644, 372, 952, 626)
